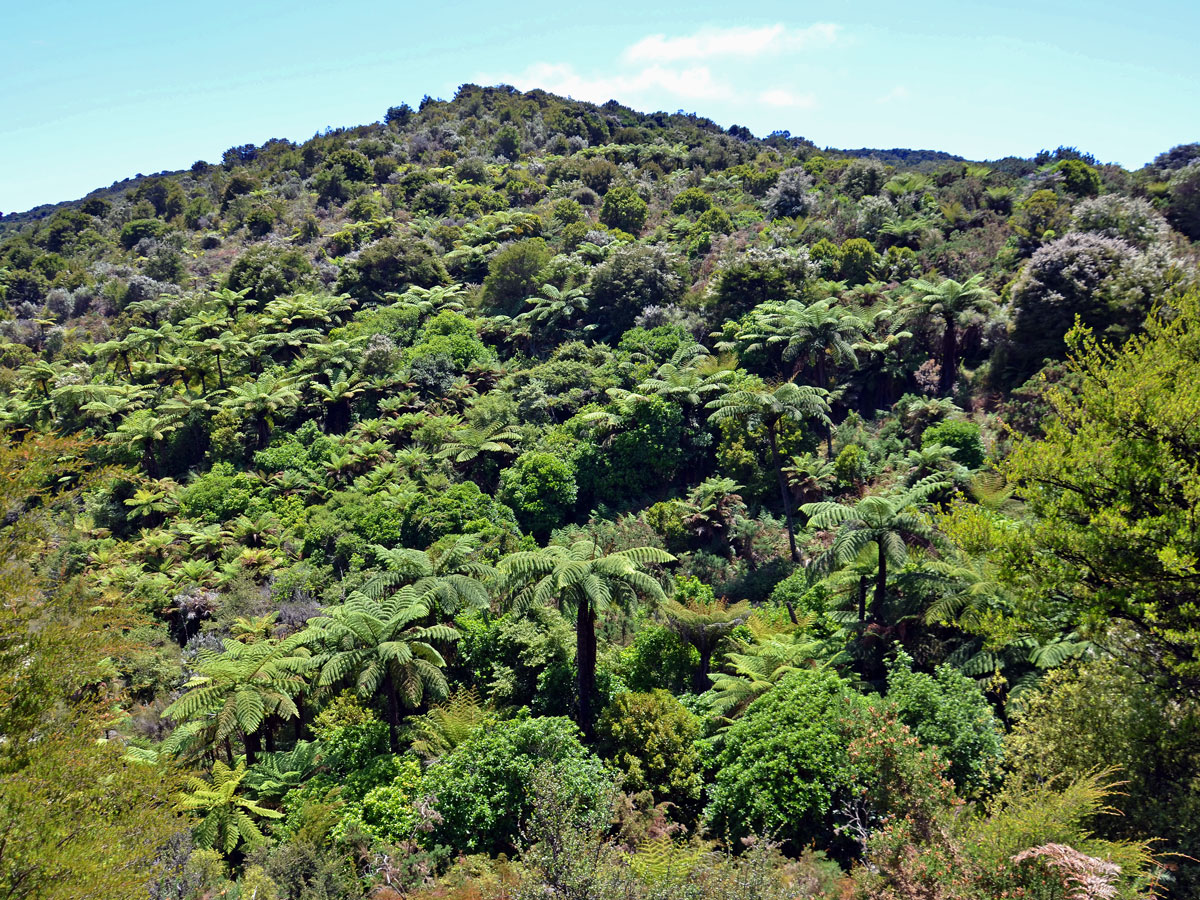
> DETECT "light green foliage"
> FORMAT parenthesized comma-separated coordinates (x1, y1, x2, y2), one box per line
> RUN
(980, 294, 1200, 691)
(920, 419, 985, 469)
(419, 714, 611, 854)
(884, 649, 1003, 795)
(707, 667, 873, 850)
(1054, 158, 1101, 196)
(339, 755, 424, 844)
(597, 690, 703, 816)
(670, 187, 713, 215)
(179, 460, 261, 522)
(177, 759, 284, 854)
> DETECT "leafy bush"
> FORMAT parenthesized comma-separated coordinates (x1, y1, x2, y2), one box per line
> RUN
(498, 451, 578, 538)
(481, 237, 552, 316)
(419, 714, 611, 854)
(599, 186, 649, 235)
(612, 624, 697, 693)
(920, 420, 985, 469)
(179, 461, 260, 522)
(337, 235, 448, 300)
(597, 690, 702, 817)
(226, 243, 316, 303)
(120, 218, 168, 250)
(707, 668, 873, 851)
(884, 650, 1003, 795)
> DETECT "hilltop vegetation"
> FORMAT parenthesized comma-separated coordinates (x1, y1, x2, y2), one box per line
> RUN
(1, 84, 1199, 900)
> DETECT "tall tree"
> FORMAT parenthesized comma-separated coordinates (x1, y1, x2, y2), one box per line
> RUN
(301, 590, 458, 752)
(162, 634, 311, 764)
(220, 372, 300, 448)
(708, 382, 831, 563)
(499, 540, 673, 735)
(906, 274, 996, 394)
(801, 475, 945, 624)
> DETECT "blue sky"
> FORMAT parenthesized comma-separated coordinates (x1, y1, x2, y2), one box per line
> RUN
(2, 0, 1197, 213)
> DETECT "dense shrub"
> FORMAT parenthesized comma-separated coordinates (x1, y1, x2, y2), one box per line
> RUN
(419, 714, 611, 854)
(920, 419, 985, 469)
(497, 451, 578, 538)
(599, 185, 649, 235)
(884, 650, 1003, 795)
(707, 668, 873, 851)
(337, 235, 448, 300)
(596, 690, 702, 816)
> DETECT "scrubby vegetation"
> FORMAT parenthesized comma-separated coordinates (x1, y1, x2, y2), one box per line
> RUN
(1, 85, 1198, 899)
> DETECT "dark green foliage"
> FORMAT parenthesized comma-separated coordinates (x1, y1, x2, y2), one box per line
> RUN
(498, 451, 578, 538)
(1, 84, 1192, 899)
(494, 124, 521, 160)
(119, 218, 167, 249)
(337, 235, 447, 300)
(885, 650, 1003, 795)
(587, 243, 685, 339)
(325, 148, 373, 183)
(226, 243, 316, 302)
(613, 624, 698, 693)
(482, 237, 552, 315)
(1167, 161, 1200, 239)
(599, 185, 649, 234)
(419, 714, 611, 854)
(575, 396, 685, 505)
(453, 608, 575, 714)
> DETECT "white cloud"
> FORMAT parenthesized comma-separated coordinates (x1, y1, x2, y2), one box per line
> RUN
(758, 88, 817, 109)
(877, 85, 911, 104)
(491, 61, 732, 105)
(623, 23, 839, 63)
(478, 22, 840, 116)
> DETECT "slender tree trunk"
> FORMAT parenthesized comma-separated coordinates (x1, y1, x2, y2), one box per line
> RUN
(858, 575, 868, 624)
(295, 692, 307, 741)
(215, 354, 225, 389)
(768, 425, 800, 565)
(244, 730, 261, 766)
(327, 399, 351, 435)
(694, 642, 715, 693)
(384, 673, 402, 754)
(939, 318, 957, 395)
(872, 538, 888, 623)
(576, 599, 597, 738)
(225, 737, 235, 766)
(264, 718, 275, 753)
(817, 358, 834, 457)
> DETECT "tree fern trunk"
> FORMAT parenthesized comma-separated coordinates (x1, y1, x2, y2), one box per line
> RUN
(244, 730, 261, 766)
(576, 599, 597, 738)
(384, 672, 402, 754)
(768, 425, 801, 566)
(939, 318, 957, 395)
(873, 538, 888, 623)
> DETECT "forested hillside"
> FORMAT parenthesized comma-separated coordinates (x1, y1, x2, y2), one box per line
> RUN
(2, 84, 1199, 900)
